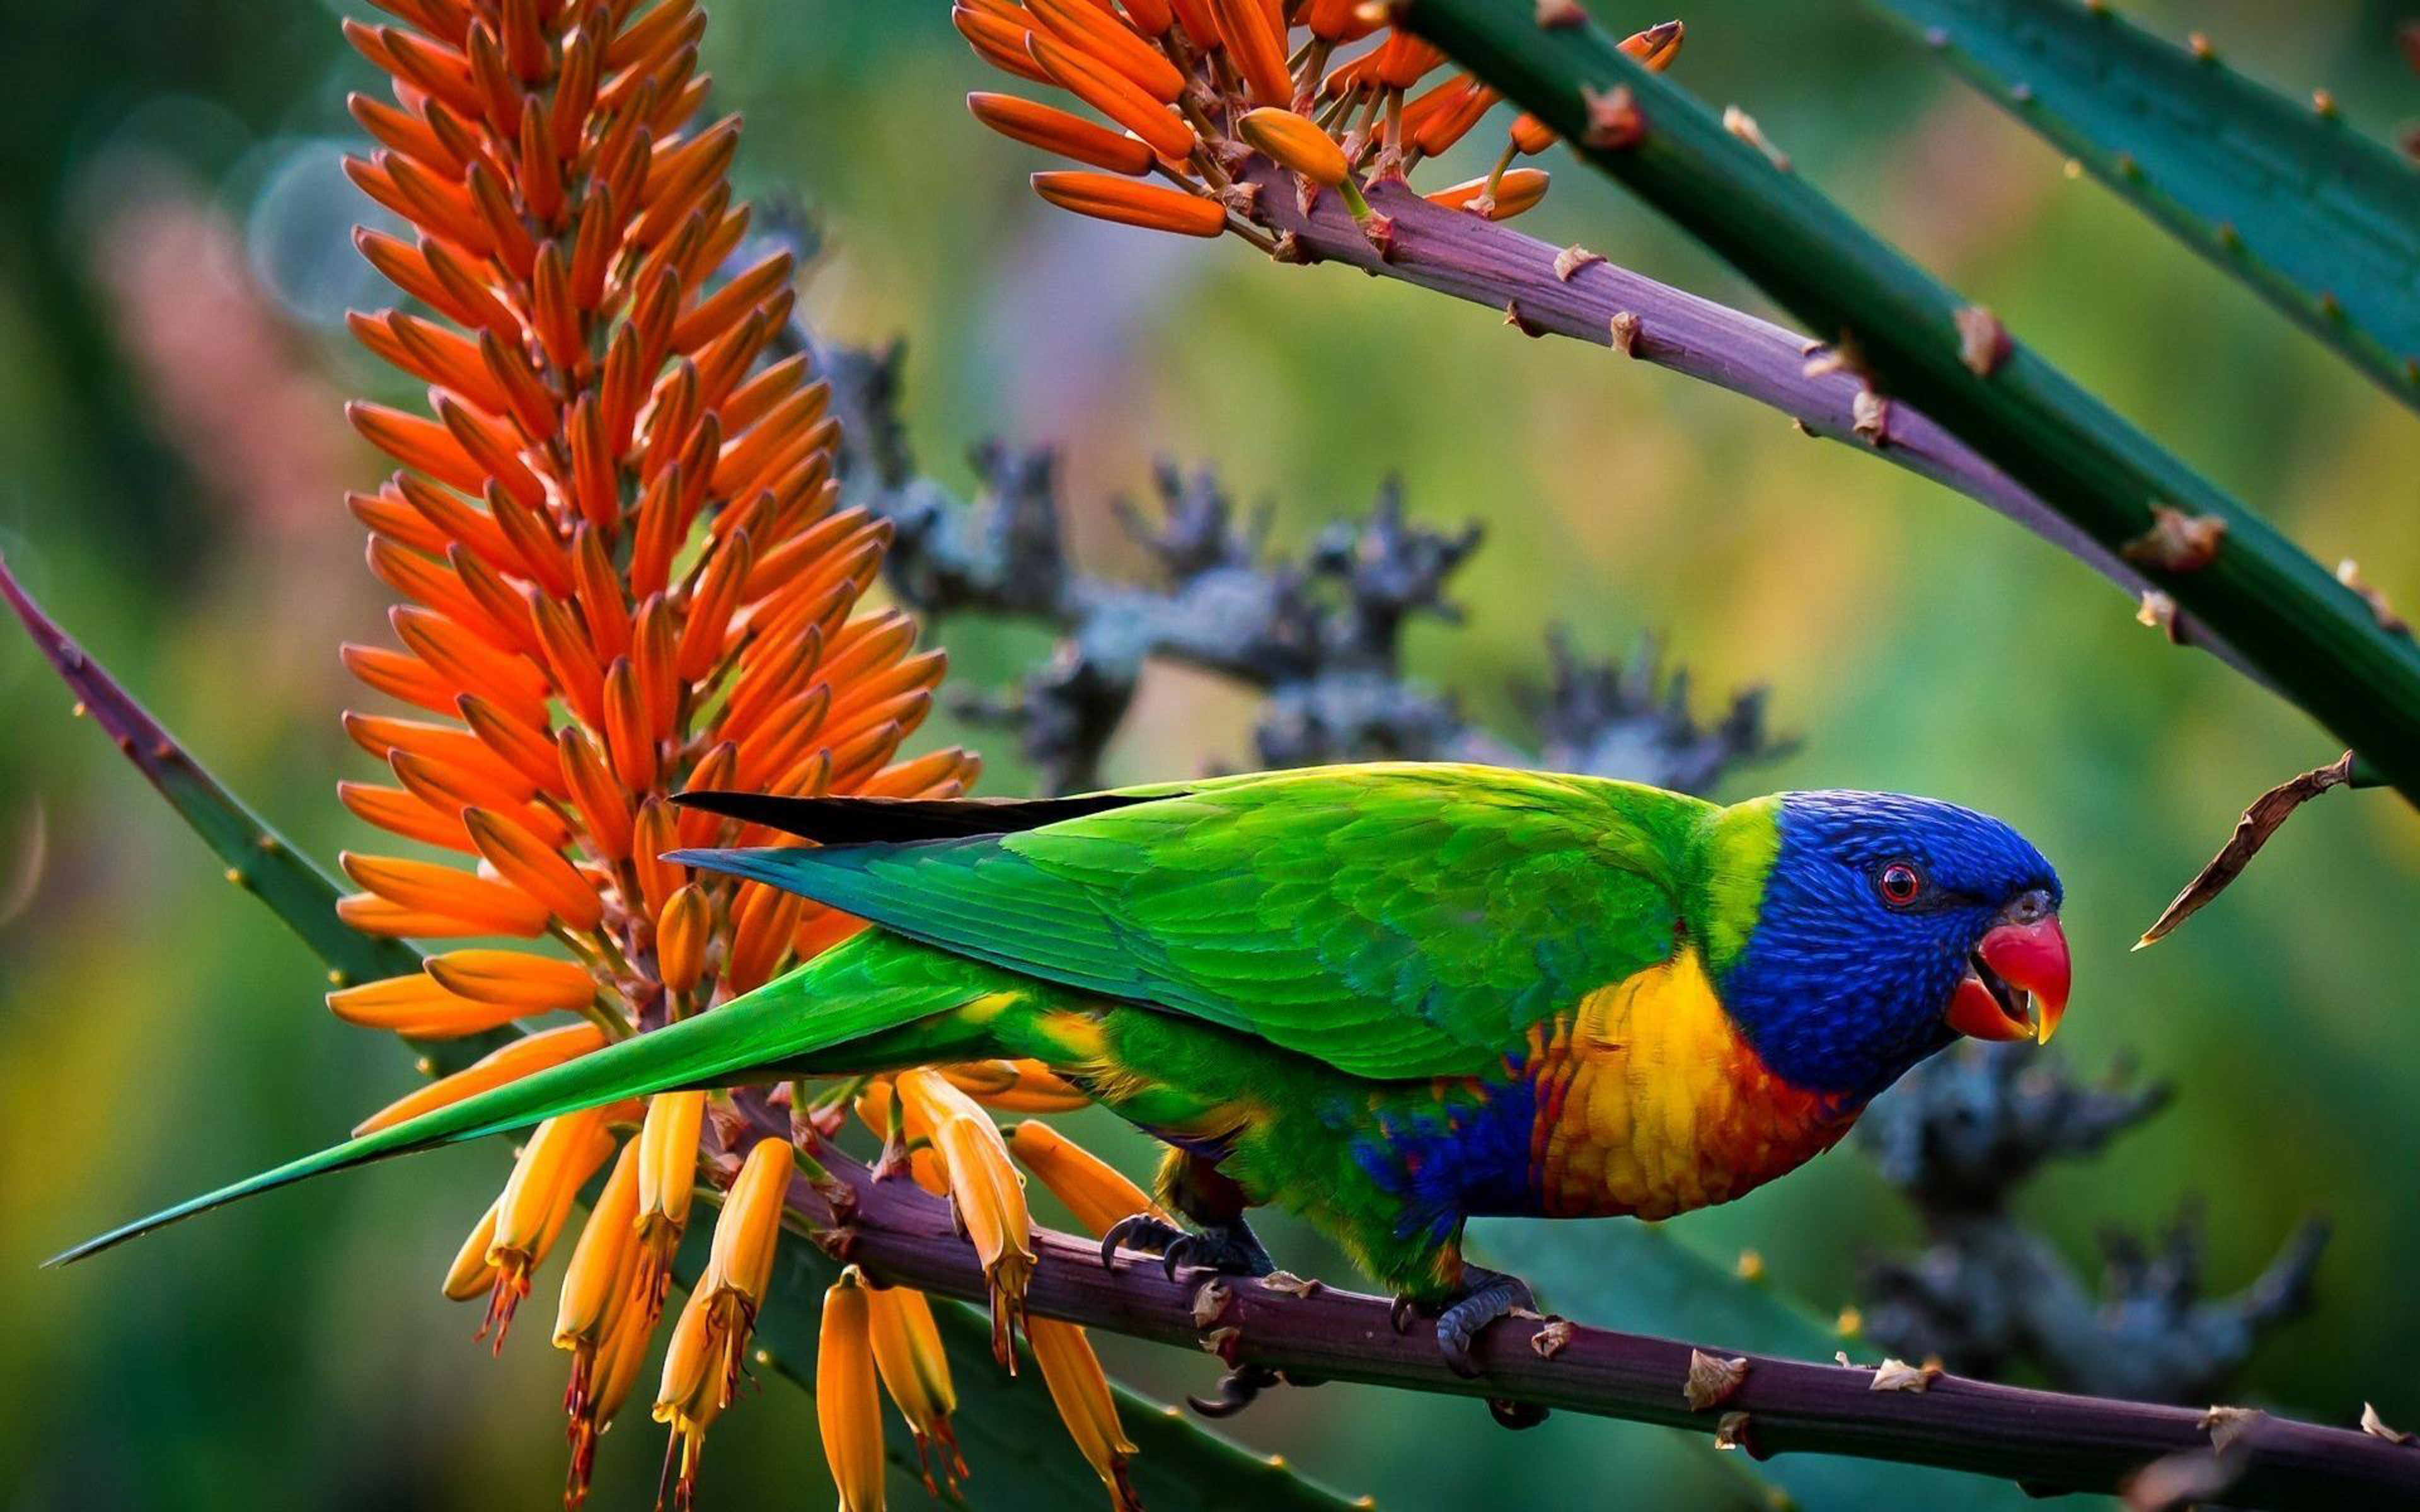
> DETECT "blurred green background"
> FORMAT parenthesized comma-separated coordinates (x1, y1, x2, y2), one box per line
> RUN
(2, 1, 2416, 1507)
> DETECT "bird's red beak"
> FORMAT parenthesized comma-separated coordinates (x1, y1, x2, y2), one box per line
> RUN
(1945, 914, 2070, 1045)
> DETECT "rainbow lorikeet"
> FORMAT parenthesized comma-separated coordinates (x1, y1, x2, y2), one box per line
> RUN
(55, 762, 2070, 1374)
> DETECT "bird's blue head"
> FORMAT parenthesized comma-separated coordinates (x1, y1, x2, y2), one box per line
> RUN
(1704, 791, 2069, 1104)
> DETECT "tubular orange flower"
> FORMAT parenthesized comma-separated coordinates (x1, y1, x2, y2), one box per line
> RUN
(1206, 0, 1290, 105)
(1032, 171, 1228, 237)
(866, 1283, 969, 1496)
(1008, 1120, 1168, 1237)
(653, 1292, 729, 1510)
(1027, 0, 1186, 103)
(817, 1266, 887, 1512)
(1025, 33, 1199, 162)
(554, 1140, 644, 1418)
(1029, 1315, 1143, 1512)
(934, 1113, 1038, 1368)
(421, 948, 599, 1013)
(483, 1108, 617, 1346)
(1427, 168, 1552, 220)
(968, 91, 1156, 176)
(326, 0, 1015, 1497)
(635, 1088, 708, 1308)
(654, 1137, 793, 1503)
(955, 1058, 1092, 1113)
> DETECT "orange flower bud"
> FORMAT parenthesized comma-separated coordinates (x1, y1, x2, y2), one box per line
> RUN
(1025, 33, 1198, 163)
(1027, 0, 1185, 103)
(1205, 0, 1289, 105)
(1623, 18, 1686, 71)
(969, 91, 1155, 176)
(353, 1021, 606, 1135)
(1508, 111, 1556, 156)
(954, 4, 1054, 86)
(326, 968, 529, 1038)
(340, 850, 553, 936)
(867, 1283, 967, 1495)
(1029, 1315, 1141, 1511)
(965, 1058, 1092, 1112)
(933, 1113, 1036, 1367)
(1008, 1120, 1166, 1237)
(1031, 171, 1227, 238)
(1427, 167, 1550, 220)
(817, 1266, 887, 1512)
(485, 1108, 616, 1345)
(1238, 106, 1350, 188)
(655, 883, 713, 998)
(422, 948, 599, 1012)
(464, 807, 604, 931)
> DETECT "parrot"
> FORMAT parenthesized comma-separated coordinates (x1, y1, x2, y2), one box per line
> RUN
(52, 762, 2070, 1378)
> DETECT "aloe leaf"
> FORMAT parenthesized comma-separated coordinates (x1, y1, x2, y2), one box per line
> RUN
(4, 550, 1356, 1507)
(1874, 0, 2420, 410)
(1398, 0, 2420, 810)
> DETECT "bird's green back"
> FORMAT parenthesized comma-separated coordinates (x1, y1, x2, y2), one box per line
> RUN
(690, 762, 1715, 1079)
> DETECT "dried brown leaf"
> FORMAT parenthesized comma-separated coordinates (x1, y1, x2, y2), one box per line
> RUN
(2364, 1402, 2417, 1445)
(1722, 106, 1791, 171)
(1553, 243, 1606, 282)
(1581, 85, 1644, 150)
(2120, 507, 2227, 572)
(1256, 1269, 1322, 1297)
(1869, 1357, 1937, 1392)
(1608, 310, 1642, 355)
(1713, 1411, 1756, 1454)
(1530, 1317, 1575, 1359)
(1956, 305, 2011, 376)
(2200, 1404, 2264, 1453)
(1684, 1349, 1751, 1411)
(1852, 389, 1889, 445)
(2137, 752, 2356, 948)
(1191, 1280, 1234, 1329)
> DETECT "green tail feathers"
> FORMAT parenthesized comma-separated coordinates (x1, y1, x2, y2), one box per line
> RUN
(48, 942, 962, 1268)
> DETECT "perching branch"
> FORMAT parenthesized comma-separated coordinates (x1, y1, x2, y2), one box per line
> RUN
(737, 1094, 2419, 1512)
(1230, 159, 2255, 688)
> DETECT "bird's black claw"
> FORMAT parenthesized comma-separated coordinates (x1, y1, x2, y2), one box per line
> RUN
(1389, 1293, 1420, 1335)
(1432, 1266, 1536, 1380)
(1488, 1397, 1551, 1431)
(1098, 1212, 1277, 1280)
(1187, 1363, 1282, 1419)
(1099, 1212, 1187, 1272)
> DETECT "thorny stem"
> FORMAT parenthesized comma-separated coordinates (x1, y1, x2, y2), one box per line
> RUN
(1235, 161, 2264, 690)
(737, 1096, 2417, 1512)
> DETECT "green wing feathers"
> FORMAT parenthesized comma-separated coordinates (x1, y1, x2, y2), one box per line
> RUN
(674, 762, 1707, 1079)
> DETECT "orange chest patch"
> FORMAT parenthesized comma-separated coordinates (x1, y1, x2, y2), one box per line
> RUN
(1519, 949, 1857, 1220)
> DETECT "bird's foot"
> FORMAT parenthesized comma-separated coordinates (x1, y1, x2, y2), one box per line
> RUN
(1394, 1266, 1541, 1380)
(1099, 1212, 1277, 1281)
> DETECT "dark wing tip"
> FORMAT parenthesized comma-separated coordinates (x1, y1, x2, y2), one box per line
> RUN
(669, 789, 1169, 845)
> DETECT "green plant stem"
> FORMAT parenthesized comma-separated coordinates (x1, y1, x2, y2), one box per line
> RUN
(1398, 0, 2420, 809)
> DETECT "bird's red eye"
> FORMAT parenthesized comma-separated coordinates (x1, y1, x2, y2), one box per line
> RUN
(1878, 862, 1923, 907)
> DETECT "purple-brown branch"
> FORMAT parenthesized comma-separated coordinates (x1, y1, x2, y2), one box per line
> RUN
(734, 1098, 2416, 1512)
(1236, 163, 2257, 685)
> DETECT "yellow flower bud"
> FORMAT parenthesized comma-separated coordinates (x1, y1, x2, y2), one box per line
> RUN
(442, 1193, 504, 1302)
(1238, 106, 1350, 188)
(483, 1108, 615, 1345)
(1009, 1120, 1166, 1239)
(1030, 1315, 1141, 1512)
(635, 1089, 708, 1309)
(867, 1283, 968, 1494)
(705, 1137, 795, 1310)
(818, 1266, 887, 1512)
(554, 1138, 643, 1364)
